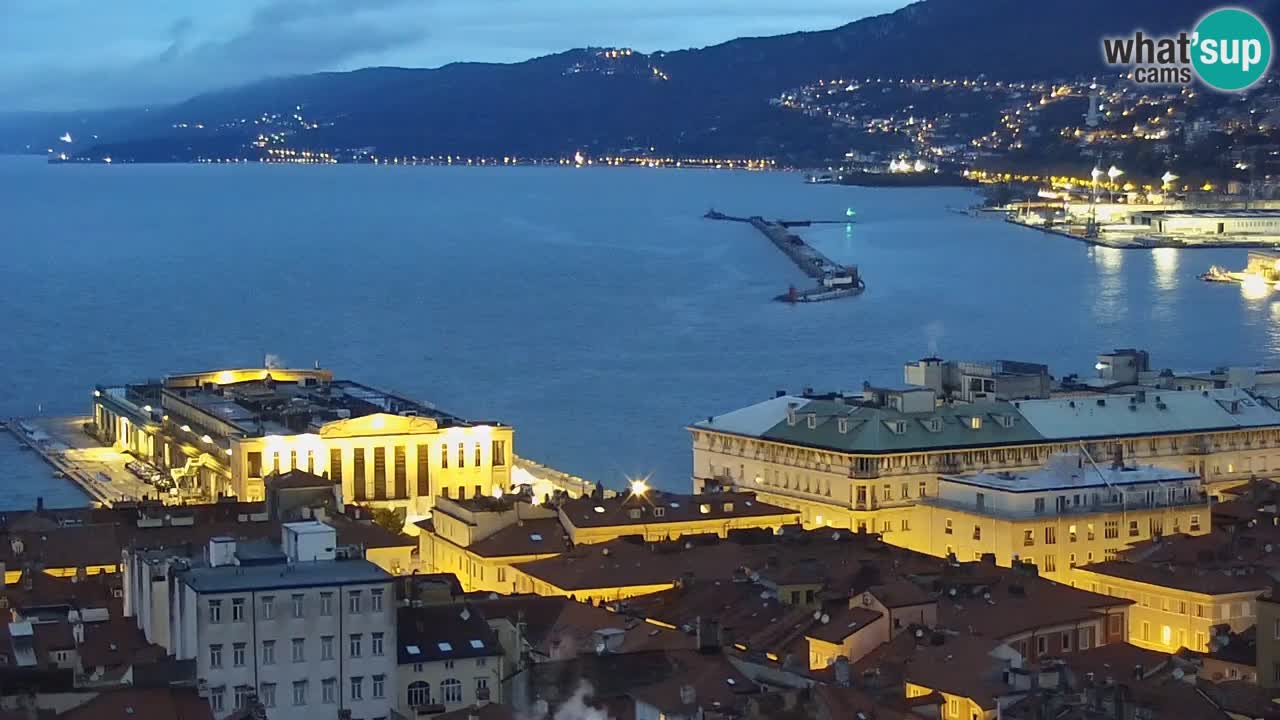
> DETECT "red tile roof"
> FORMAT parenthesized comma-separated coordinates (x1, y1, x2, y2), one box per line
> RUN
(58, 687, 212, 720)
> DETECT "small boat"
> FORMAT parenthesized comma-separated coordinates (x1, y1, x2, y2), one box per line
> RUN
(1200, 266, 1235, 282)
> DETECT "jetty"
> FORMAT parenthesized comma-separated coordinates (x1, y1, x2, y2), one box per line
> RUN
(3, 416, 160, 506)
(705, 209, 864, 302)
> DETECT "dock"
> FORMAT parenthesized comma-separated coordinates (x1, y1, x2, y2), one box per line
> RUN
(706, 209, 864, 302)
(3, 416, 164, 506)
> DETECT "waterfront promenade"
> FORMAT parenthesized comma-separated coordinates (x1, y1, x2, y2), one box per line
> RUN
(4, 416, 158, 506)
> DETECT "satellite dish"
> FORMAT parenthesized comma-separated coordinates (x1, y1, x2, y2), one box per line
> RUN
(1172, 668, 1185, 680)
(459, 608, 471, 621)
(915, 628, 925, 638)
(821, 614, 830, 624)
(813, 610, 822, 620)
(949, 587, 957, 597)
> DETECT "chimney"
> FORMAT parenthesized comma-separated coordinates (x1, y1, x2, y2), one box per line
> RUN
(696, 616, 723, 654)
(679, 684, 697, 706)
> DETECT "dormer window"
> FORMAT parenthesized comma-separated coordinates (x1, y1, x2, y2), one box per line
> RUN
(654, 507, 666, 518)
(995, 414, 1015, 428)
(723, 502, 734, 512)
(806, 414, 817, 430)
(924, 417, 943, 433)
(969, 416, 983, 430)
(699, 503, 711, 515)
(886, 420, 907, 435)
(628, 508, 642, 520)
(837, 417, 849, 433)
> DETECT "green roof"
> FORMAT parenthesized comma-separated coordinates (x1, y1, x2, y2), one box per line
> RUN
(751, 399, 1046, 454)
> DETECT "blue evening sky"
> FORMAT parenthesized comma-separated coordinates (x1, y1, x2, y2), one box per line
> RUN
(0, 0, 905, 111)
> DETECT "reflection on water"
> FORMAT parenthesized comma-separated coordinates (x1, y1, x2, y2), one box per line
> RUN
(1241, 274, 1272, 302)
(1269, 303, 1280, 356)
(1091, 247, 1125, 324)
(1151, 248, 1179, 292)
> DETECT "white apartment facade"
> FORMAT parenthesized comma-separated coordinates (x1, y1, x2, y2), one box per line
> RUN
(169, 522, 397, 720)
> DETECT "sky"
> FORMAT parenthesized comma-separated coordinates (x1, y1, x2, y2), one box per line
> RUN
(0, 0, 905, 111)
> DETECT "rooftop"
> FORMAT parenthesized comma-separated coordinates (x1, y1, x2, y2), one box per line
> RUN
(396, 604, 502, 664)
(178, 556, 390, 593)
(694, 388, 1280, 454)
(942, 457, 1197, 493)
(559, 491, 798, 530)
(1075, 559, 1271, 596)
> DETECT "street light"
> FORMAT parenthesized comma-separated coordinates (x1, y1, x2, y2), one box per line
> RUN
(629, 477, 650, 496)
(1161, 171, 1178, 190)
(1107, 165, 1124, 202)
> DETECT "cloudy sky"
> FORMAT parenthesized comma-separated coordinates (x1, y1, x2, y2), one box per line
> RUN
(0, 0, 905, 111)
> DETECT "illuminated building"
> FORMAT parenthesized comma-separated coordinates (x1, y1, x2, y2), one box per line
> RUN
(908, 456, 1208, 582)
(691, 380, 1280, 534)
(92, 368, 512, 515)
(418, 489, 798, 593)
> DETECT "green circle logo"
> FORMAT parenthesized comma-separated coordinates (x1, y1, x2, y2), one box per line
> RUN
(1192, 8, 1272, 91)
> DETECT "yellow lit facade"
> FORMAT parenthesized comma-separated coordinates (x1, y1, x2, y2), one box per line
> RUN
(93, 369, 513, 516)
(420, 497, 563, 593)
(691, 389, 1280, 536)
(901, 462, 1210, 583)
(1070, 566, 1265, 653)
(906, 683, 991, 720)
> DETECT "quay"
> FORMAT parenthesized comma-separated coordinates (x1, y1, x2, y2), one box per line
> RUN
(3, 416, 157, 506)
(705, 209, 865, 302)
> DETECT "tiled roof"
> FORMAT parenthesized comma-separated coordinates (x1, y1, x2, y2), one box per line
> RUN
(804, 606, 882, 644)
(902, 635, 1013, 710)
(1077, 559, 1271, 595)
(58, 686, 213, 720)
(79, 617, 166, 669)
(396, 604, 502, 664)
(431, 704, 514, 720)
(559, 491, 798, 530)
(465, 517, 569, 558)
(513, 539, 750, 592)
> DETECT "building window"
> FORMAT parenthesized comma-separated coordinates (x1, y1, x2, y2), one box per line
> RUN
(1023, 529, 1035, 546)
(492, 440, 506, 466)
(1034, 497, 1045, 513)
(1129, 520, 1140, 537)
(208, 600, 222, 624)
(1043, 555, 1057, 573)
(1080, 628, 1091, 650)
(320, 592, 333, 616)
(272, 452, 280, 475)
(321, 635, 334, 661)
(457, 442, 465, 468)
(292, 593, 304, 618)
(1142, 621, 1151, 642)
(371, 588, 384, 612)
(233, 643, 246, 667)
(1190, 514, 1201, 531)
(209, 644, 223, 669)
(350, 676, 364, 701)
(232, 598, 244, 622)
(441, 444, 449, 468)
(322, 678, 337, 704)
(372, 632, 384, 656)
(477, 657, 488, 668)
(474, 444, 482, 467)
(1036, 636, 1046, 654)
(353, 447, 367, 500)
(476, 677, 488, 696)
(292, 638, 305, 663)
(330, 448, 342, 483)
(408, 682, 431, 707)
(416, 444, 431, 496)
(1044, 527, 1057, 545)
(442, 678, 463, 704)
(260, 683, 276, 708)
(350, 634, 363, 658)
(262, 640, 275, 665)
(1061, 632, 1072, 652)
(944, 518, 953, 535)
(235, 685, 252, 709)
(973, 525, 982, 541)
(1087, 523, 1096, 541)
(1068, 524, 1077, 543)
(901, 518, 911, 531)
(261, 595, 274, 620)
(394, 445, 408, 499)
(498, 566, 507, 583)
(210, 687, 225, 713)
(292, 681, 308, 707)
(248, 451, 263, 477)
(373, 447, 387, 500)
(349, 590, 362, 614)
(1105, 520, 1119, 539)
(918, 480, 927, 498)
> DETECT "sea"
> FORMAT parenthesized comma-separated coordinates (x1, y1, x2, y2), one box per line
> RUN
(0, 155, 1274, 510)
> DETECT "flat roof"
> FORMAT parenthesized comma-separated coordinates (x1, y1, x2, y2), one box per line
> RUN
(942, 461, 1197, 493)
(1134, 209, 1280, 219)
(179, 558, 390, 593)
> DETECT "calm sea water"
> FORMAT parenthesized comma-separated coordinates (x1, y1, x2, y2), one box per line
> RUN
(0, 155, 1274, 509)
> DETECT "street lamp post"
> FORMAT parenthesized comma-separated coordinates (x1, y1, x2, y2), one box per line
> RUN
(1107, 165, 1124, 203)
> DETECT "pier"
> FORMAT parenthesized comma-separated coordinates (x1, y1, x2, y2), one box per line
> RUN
(706, 209, 864, 302)
(4, 416, 160, 506)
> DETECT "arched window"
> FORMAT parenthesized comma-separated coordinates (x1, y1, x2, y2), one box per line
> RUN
(407, 681, 430, 707)
(441, 678, 463, 704)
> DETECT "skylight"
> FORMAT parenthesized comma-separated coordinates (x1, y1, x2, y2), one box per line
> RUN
(530, 533, 543, 541)
(470, 639, 485, 649)
(438, 642, 453, 652)
(594, 506, 606, 513)
(406, 645, 421, 655)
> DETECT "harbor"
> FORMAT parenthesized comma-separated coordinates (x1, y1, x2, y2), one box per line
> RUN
(2, 416, 158, 506)
(705, 209, 865, 302)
